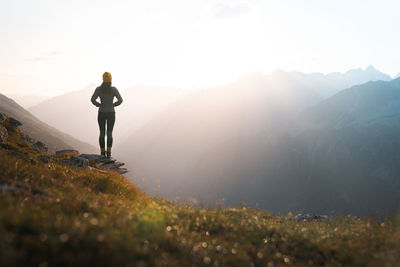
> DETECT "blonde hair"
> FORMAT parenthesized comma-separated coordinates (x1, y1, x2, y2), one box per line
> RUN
(102, 72, 112, 83)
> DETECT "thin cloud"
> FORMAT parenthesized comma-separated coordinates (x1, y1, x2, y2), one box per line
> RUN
(202, 2, 251, 20)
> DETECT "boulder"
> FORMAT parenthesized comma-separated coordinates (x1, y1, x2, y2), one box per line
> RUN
(9, 117, 22, 127)
(33, 141, 48, 152)
(0, 125, 8, 144)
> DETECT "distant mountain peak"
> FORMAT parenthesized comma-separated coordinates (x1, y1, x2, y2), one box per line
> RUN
(365, 65, 376, 71)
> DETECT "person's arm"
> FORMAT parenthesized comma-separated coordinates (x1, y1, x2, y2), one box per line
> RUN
(113, 88, 123, 107)
(91, 87, 101, 107)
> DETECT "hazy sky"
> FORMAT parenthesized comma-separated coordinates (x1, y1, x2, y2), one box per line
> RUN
(1, 0, 399, 96)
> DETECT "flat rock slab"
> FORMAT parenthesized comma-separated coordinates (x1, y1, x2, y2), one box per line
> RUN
(80, 154, 116, 163)
(79, 154, 128, 174)
(116, 168, 128, 174)
(100, 162, 125, 169)
(80, 154, 103, 161)
(96, 158, 116, 164)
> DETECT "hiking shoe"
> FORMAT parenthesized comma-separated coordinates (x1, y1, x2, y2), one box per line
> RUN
(106, 151, 111, 159)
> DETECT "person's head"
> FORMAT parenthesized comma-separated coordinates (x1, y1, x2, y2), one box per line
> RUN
(102, 72, 112, 84)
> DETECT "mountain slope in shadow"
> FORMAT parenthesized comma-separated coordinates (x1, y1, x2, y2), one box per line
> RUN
(188, 78, 400, 216)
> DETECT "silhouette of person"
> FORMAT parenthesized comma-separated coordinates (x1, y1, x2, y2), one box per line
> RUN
(91, 72, 123, 158)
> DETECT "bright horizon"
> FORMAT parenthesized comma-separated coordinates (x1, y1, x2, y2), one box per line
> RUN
(1, 0, 400, 96)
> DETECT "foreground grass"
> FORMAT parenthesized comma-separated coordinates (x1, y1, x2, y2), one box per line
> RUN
(0, 120, 399, 266)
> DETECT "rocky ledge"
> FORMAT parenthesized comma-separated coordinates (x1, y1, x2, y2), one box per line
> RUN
(81, 154, 128, 174)
(56, 150, 128, 175)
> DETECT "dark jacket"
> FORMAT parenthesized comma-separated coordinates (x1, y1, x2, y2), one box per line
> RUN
(91, 83, 123, 112)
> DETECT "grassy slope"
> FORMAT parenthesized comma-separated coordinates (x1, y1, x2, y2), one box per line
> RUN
(0, 119, 399, 267)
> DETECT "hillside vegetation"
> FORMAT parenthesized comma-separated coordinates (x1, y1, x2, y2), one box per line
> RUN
(0, 114, 399, 266)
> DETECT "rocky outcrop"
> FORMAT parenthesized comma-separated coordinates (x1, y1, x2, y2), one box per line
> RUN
(18, 134, 48, 152)
(80, 154, 128, 174)
(58, 152, 128, 174)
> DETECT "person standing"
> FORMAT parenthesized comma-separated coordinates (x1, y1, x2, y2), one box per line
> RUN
(91, 72, 123, 158)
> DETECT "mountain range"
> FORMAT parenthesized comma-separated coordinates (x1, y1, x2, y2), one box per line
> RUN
(114, 68, 399, 216)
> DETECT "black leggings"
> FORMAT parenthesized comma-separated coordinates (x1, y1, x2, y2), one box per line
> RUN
(97, 112, 115, 148)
